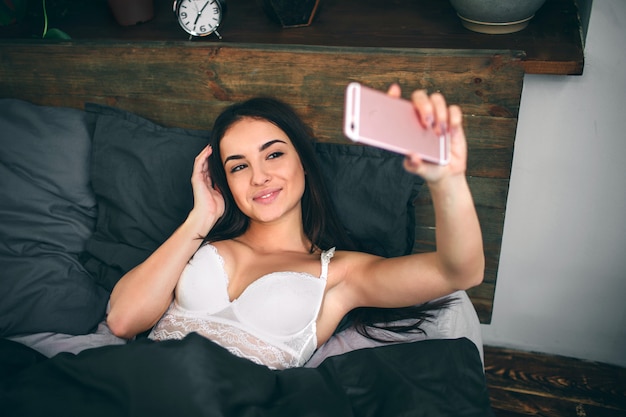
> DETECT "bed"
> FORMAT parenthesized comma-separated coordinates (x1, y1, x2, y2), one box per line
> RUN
(0, 39, 523, 416)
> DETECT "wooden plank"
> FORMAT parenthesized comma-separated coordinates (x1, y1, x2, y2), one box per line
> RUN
(414, 178, 511, 244)
(0, 43, 524, 117)
(464, 116, 518, 179)
(489, 386, 626, 417)
(466, 285, 496, 324)
(485, 347, 626, 416)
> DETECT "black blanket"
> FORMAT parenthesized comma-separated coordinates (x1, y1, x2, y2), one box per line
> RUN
(0, 335, 494, 417)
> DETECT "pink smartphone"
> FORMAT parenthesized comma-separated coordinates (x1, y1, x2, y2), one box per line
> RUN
(343, 82, 450, 165)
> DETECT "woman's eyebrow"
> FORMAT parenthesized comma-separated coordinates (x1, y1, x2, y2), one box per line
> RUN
(259, 139, 287, 151)
(224, 139, 287, 164)
(224, 154, 243, 164)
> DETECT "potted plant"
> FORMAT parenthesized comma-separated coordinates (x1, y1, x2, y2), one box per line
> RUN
(0, 0, 70, 38)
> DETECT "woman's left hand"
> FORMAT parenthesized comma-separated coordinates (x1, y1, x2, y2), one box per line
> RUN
(386, 84, 468, 184)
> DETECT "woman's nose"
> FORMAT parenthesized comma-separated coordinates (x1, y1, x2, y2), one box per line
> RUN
(250, 167, 270, 185)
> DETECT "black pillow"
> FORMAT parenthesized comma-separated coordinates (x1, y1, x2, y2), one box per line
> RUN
(0, 99, 109, 337)
(314, 143, 422, 257)
(82, 105, 422, 291)
(81, 104, 211, 291)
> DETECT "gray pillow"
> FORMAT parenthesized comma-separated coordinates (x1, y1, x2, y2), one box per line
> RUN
(0, 99, 108, 337)
(314, 143, 423, 258)
(81, 104, 211, 291)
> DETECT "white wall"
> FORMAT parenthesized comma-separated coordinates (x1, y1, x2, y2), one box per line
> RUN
(481, 0, 626, 367)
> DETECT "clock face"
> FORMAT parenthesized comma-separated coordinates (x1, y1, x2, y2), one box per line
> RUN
(176, 0, 223, 37)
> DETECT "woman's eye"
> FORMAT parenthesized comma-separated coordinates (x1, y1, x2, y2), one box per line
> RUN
(268, 151, 284, 160)
(230, 164, 247, 173)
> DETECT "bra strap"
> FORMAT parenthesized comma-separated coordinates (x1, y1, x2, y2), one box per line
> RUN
(320, 247, 335, 280)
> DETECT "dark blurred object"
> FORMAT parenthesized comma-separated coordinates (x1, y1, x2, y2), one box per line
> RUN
(261, 0, 320, 28)
(108, 0, 154, 26)
(0, 0, 27, 26)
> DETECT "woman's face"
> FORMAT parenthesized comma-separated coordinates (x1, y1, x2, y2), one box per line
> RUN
(219, 117, 306, 225)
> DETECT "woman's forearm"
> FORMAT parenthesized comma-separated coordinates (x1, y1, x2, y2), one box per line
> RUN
(428, 174, 485, 287)
(106, 215, 208, 338)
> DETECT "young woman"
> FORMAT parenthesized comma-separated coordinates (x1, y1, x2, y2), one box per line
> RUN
(106, 85, 484, 369)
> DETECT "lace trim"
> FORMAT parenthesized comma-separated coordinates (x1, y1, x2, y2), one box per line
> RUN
(149, 313, 315, 370)
(320, 247, 335, 280)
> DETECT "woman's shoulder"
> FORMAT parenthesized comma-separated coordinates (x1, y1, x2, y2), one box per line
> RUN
(331, 248, 383, 263)
(325, 249, 382, 284)
(204, 239, 238, 263)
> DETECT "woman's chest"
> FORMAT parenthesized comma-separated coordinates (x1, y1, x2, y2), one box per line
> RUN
(175, 245, 327, 337)
(216, 244, 324, 301)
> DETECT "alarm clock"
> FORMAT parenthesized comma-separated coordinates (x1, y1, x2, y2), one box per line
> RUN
(173, 0, 226, 40)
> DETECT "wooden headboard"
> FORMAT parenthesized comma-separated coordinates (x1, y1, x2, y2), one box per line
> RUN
(0, 41, 525, 322)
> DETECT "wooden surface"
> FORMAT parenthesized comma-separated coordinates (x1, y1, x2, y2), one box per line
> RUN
(0, 41, 525, 323)
(0, 0, 583, 75)
(485, 346, 626, 416)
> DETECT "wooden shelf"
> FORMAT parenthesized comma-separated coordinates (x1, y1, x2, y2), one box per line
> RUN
(1, 0, 584, 75)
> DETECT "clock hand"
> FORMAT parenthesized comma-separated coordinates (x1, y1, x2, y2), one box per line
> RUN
(193, 1, 211, 29)
(193, 1, 204, 27)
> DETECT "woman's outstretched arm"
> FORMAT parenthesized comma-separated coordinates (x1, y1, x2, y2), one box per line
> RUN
(337, 86, 484, 310)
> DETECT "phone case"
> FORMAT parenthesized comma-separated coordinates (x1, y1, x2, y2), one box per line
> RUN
(343, 82, 450, 165)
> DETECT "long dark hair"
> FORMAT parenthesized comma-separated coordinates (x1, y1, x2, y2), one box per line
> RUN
(205, 97, 350, 253)
(205, 97, 455, 341)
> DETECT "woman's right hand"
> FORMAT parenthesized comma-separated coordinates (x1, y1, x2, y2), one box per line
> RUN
(188, 145, 225, 236)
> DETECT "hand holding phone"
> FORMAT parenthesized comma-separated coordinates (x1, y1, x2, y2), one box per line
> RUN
(343, 82, 450, 165)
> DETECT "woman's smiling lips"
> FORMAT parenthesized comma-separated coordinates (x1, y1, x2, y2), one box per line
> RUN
(252, 188, 281, 204)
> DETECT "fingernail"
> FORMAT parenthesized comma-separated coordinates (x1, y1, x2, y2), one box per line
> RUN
(425, 115, 435, 128)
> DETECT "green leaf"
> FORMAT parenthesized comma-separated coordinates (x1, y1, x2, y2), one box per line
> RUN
(43, 27, 71, 39)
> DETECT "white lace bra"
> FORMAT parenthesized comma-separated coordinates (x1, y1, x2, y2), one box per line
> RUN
(148, 244, 335, 370)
